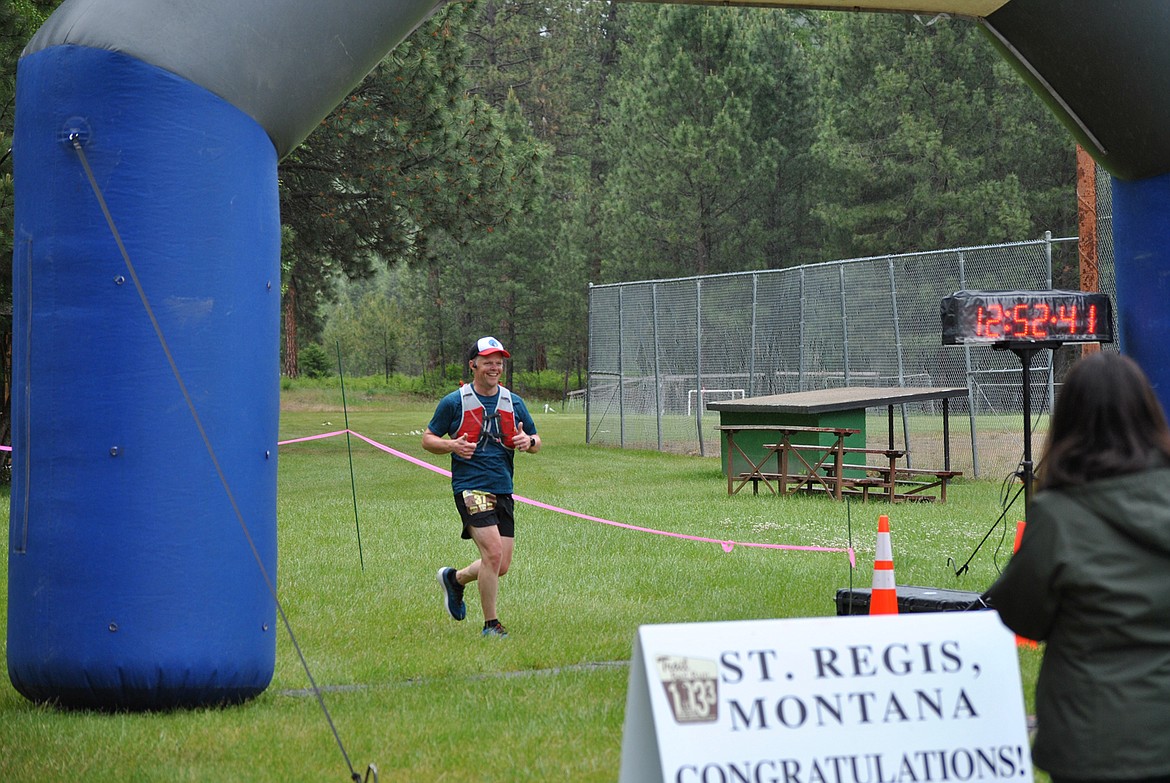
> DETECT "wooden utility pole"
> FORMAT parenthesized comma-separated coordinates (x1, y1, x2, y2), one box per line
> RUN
(1076, 145, 1101, 355)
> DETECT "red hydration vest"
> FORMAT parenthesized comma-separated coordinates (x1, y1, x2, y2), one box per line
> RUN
(455, 383, 517, 449)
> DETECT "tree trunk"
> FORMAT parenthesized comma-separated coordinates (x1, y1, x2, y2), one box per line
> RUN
(504, 302, 516, 388)
(383, 329, 392, 381)
(1076, 145, 1101, 358)
(283, 277, 299, 378)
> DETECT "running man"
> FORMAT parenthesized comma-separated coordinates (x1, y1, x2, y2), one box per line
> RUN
(423, 336, 539, 638)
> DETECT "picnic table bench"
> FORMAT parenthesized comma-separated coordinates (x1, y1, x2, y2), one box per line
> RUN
(718, 424, 961, 503)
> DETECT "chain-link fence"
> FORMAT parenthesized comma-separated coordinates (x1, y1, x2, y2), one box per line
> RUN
(588, 176, 1116, 480)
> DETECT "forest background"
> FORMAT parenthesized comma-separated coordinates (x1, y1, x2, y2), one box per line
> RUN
(1, 0, 1076, 400)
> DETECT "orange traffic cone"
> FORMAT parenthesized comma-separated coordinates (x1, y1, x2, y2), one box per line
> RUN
(870, 514, 899, 615)
(1013, 520, 1039, 648)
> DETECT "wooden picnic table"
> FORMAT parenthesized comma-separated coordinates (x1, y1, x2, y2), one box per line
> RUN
(711, 386, 967, 502)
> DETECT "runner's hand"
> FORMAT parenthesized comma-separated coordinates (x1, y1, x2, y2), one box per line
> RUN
(513, 421, 534, 451)
(450, 434, 476, 459)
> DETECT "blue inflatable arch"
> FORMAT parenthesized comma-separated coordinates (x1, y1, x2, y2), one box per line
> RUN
(9, 0, 1170, 709)
(9, 0, 446, 710)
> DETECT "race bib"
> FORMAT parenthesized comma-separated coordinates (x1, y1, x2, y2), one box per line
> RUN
(462, 490, 497, 515)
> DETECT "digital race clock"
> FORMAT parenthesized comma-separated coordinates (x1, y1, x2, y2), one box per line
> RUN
(940, 290, 1114, 346)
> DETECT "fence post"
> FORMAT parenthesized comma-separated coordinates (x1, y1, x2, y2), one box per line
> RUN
(1044, 230, 1056, 414)
(959, 252, 981, 478)
(888, 257, 912, 467)
(695, 279, 705, 457)
(749, 273, 758, 397)
(889, 258, 906, 386)
(618, 285, 625, 449)
(653, 283, 663, 452)
(586, 283, 593, 444)
(839, 265, 850, 386)
(799, 267, 807, 391)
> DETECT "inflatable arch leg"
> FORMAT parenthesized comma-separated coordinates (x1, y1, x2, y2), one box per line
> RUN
(1111, 174, 1170, 401)
(7, 45, 280, 710)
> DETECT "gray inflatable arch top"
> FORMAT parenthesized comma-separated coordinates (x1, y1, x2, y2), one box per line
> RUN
(10, 0, 1170, 710)
(22, 0, 448, 158)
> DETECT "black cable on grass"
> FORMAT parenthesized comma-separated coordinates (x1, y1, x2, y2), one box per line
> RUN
(337, 341, 365, 571)
(947, 477, 1024, 578)
(992, 464, 1028, 572)
(72, 136, 367, 783)
(948, 384, 1042, 581)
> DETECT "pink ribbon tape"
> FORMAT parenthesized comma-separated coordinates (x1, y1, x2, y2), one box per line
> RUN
(279, 429, 855, 566)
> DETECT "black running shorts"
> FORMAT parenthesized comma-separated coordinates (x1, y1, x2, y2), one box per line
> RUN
(453, 490, 515, 540)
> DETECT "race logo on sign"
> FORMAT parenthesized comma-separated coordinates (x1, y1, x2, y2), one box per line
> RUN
(655, 655, 718, 724)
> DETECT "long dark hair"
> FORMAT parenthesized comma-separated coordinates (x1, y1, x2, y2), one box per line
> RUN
(1038, 352, 1170, 489)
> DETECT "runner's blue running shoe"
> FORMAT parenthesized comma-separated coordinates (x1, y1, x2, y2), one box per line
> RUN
(437, 567, 466, 621)
(482, 622, 508, 639)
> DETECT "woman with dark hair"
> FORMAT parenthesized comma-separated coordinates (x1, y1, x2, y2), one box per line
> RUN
(986, 351, 1170, 783)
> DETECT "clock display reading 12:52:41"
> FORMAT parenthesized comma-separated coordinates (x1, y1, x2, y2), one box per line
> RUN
(940, 290, 1114, 345)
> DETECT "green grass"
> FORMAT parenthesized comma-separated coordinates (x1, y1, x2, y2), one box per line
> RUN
(0, 394, 1043, 782)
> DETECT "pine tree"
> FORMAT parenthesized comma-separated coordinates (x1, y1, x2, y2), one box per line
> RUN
(433, 0, 604, 380)
(278, 1, 543, 376)
(599, 5, 816, 280)
(809, 13, 1074, 258)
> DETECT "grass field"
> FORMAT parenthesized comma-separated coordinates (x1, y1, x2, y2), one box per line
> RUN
(0, 392, 1043, 782)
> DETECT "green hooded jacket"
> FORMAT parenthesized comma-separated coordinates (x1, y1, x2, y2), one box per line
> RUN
(986, 467, 1170, 780)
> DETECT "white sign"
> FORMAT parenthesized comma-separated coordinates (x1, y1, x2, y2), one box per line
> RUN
(620, 611, 1032, 783)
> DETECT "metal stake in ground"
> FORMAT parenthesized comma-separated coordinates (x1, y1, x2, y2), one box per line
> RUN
(337, 341, 365, 571)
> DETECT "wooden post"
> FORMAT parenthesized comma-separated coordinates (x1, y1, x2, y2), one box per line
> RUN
(1077, 145, 1101, 356)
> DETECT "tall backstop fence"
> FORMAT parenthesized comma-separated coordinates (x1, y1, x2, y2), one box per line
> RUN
(587, 226, 1118, 481)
